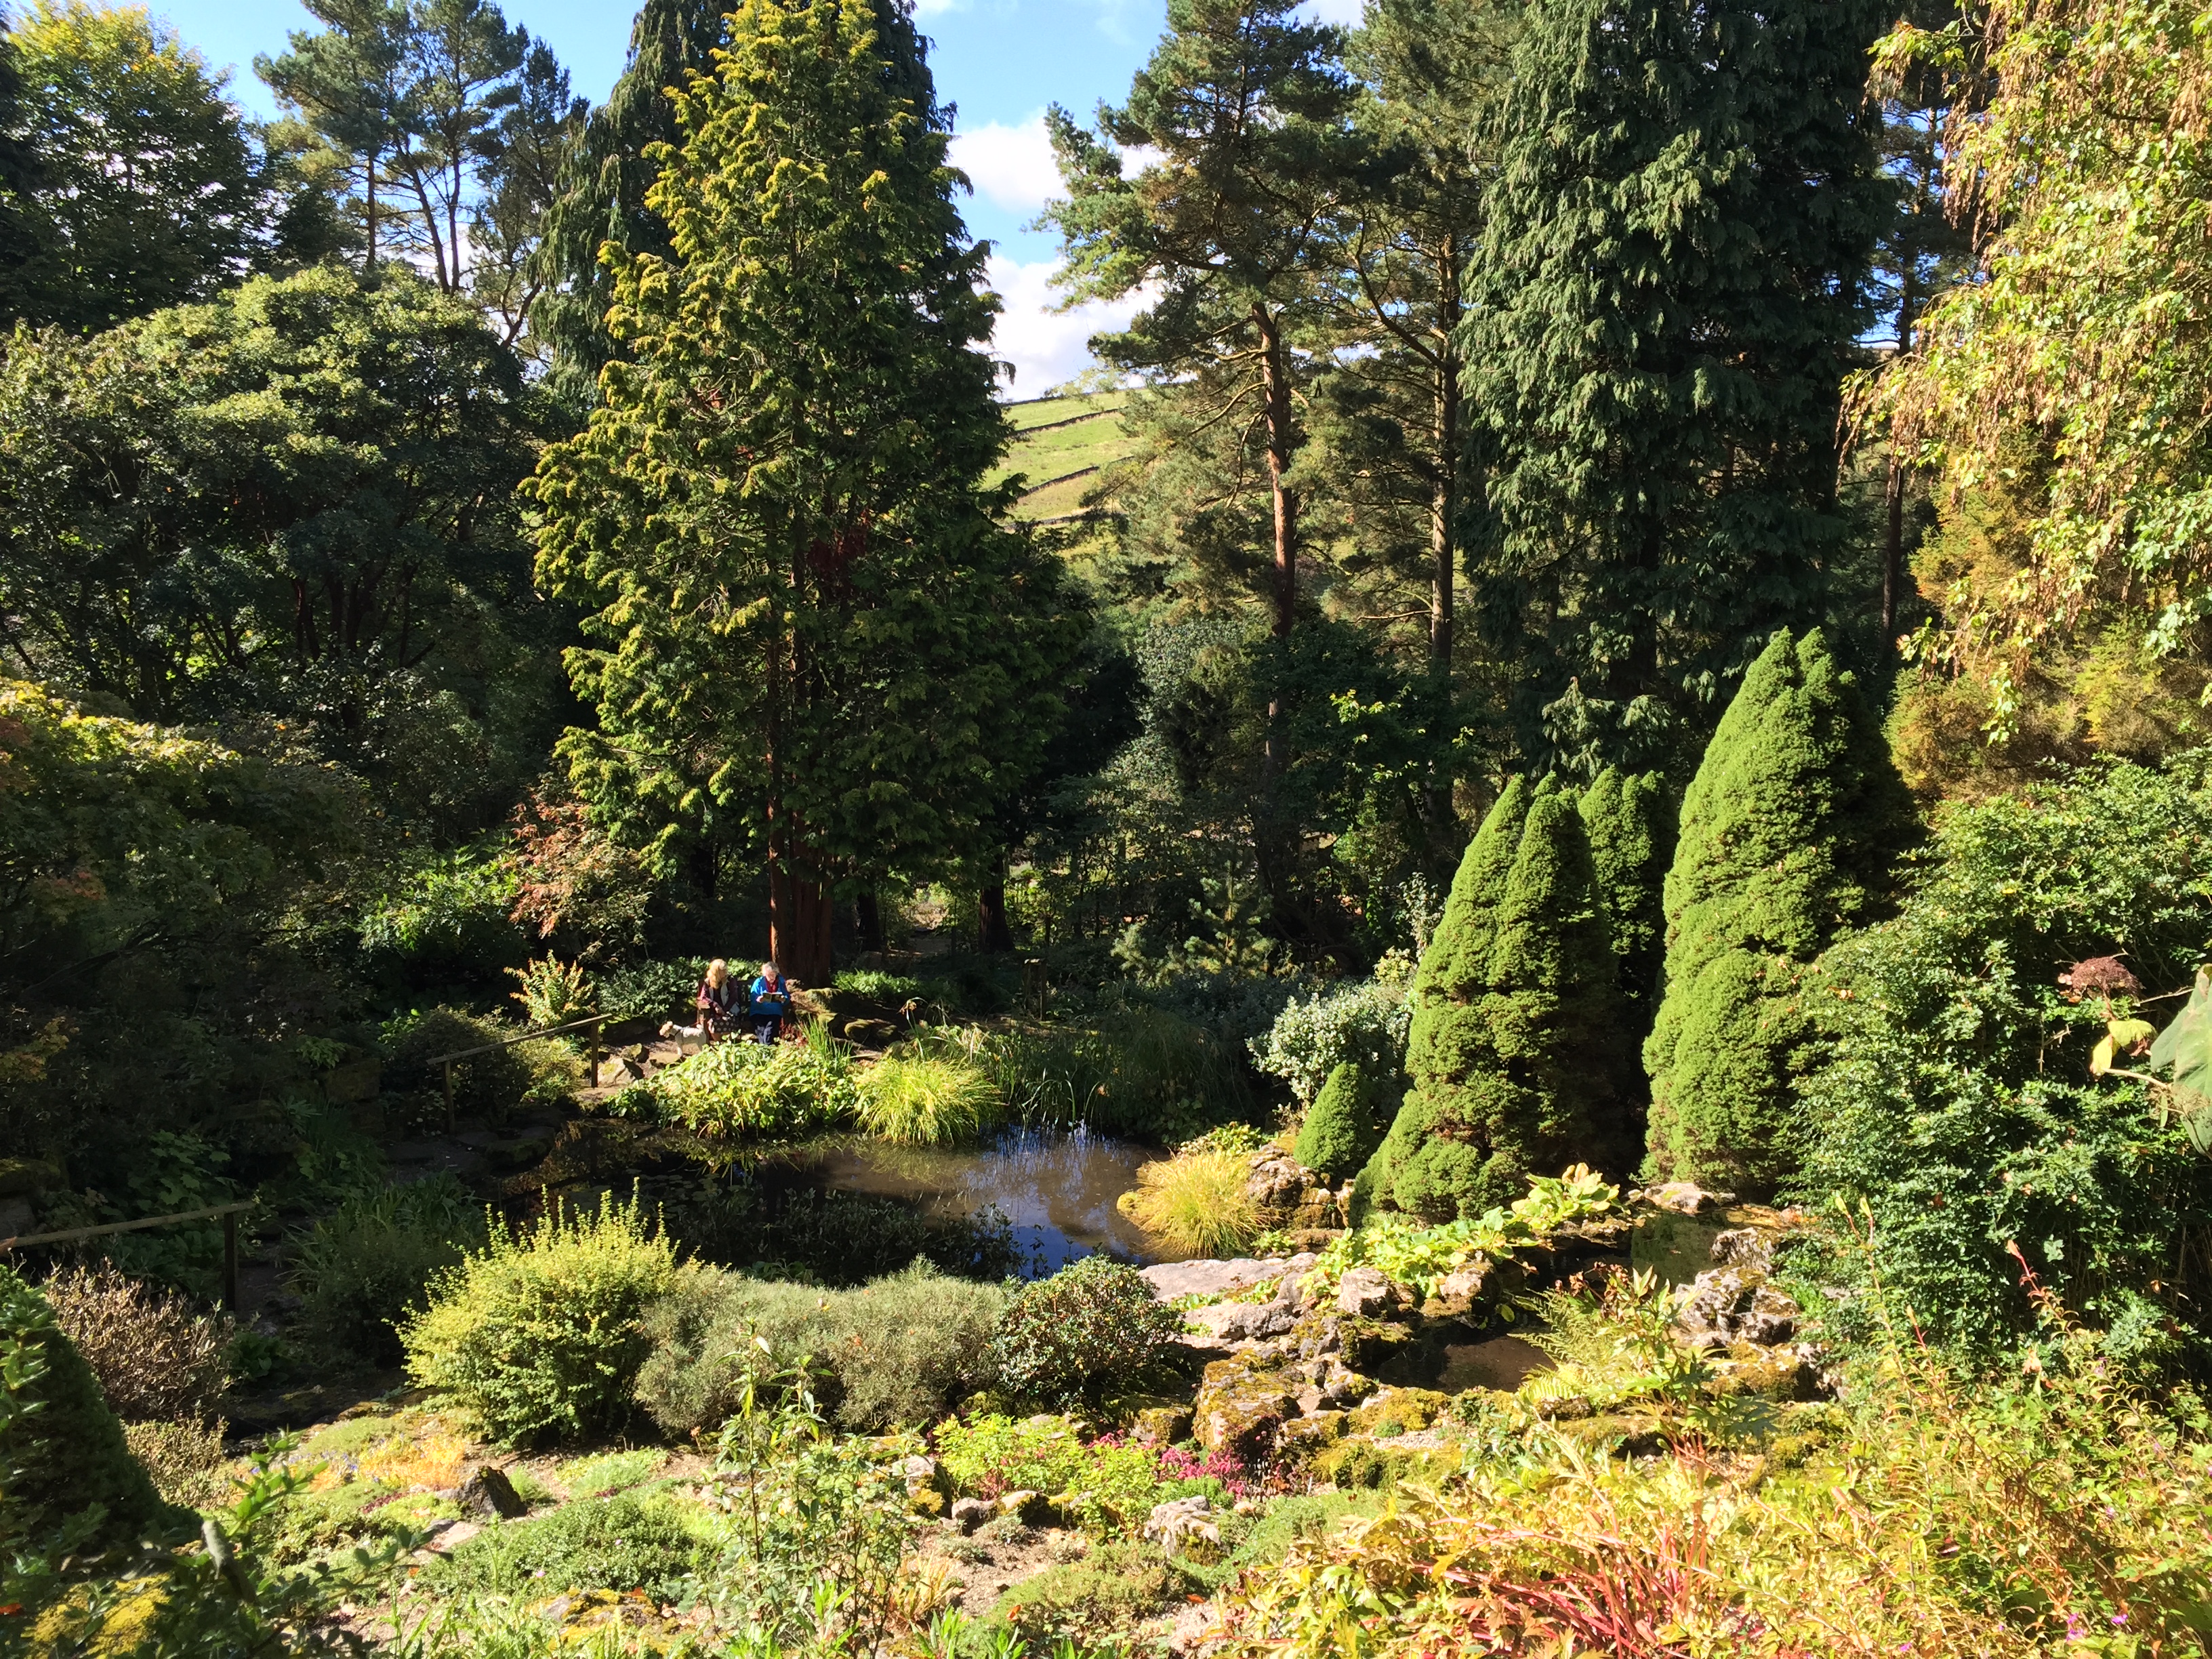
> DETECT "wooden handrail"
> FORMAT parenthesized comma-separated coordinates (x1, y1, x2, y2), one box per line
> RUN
(0, 1199, 256, 1309)
(422, 1012, 611, 1065)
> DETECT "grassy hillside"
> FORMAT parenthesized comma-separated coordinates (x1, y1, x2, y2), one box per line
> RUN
(994, 389, 1136, 522)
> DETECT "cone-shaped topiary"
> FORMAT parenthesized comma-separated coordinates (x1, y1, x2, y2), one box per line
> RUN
(1294, 1060, 1388, 1181)
(1578, 766, 1676, 1025)
(1643, 628, 1913, 1196)
(0, 1263, 184, 1558)
(1364, 785, 1628, 1218)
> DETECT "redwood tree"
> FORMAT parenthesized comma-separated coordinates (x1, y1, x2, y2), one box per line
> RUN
(530, 0, 1082, 984)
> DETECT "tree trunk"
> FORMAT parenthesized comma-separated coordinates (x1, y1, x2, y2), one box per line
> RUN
(855, 890, 884, 955)
(1254, 302, 1300, 918)
(1429, 240, 1462, 840)
(978, 871, 1015, 953)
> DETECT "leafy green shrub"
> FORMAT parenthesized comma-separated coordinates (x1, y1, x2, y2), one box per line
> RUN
(258, 1477, 454, 1565)
(37, 1263, 232, 1422)
(1577, 766, 1676, 1028)
(1253, 978, 1412, 1108)
(1294, 1061, 1389, 1181)
(634, 1261, 1006, 1435)
(505, 955, 596, 1031)
(594, 956, 708, 1023)
(0, 1264, 182, 1558)
(426, 1494, 704, 1598)
(856, 1052, 1000, 1145)
(1796, 759, 2212, 1368)
(380, 1006, 576, 1128)
(401, 1193, 680, 1445)
(991, 1255, 1184, 1408)
(1645, 629, 1913, 1196)
(121, 1417, 232, 1511)
(832, 969, 928, 1004)
(287, 1173, 485, 1365)
(1118, 1147, 1260, 1256)
(621, 1038, 858, 1138)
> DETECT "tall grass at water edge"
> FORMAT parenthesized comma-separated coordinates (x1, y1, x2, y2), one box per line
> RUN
(907, 1006, 1251, 1137)
(854, 1052, 1001, 1145)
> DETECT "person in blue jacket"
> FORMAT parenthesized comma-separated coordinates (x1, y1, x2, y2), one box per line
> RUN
(748, 961, 790, 1045)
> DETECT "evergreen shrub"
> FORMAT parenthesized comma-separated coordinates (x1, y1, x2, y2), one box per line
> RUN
(1293, 1061, 1387, 1181)
(1577, 766, 1675, 1023)
(1643, 629, 1912, 1196)
(401, 1193, 680, 1445)
(1252, 977, 1412, 1107)
(1367, 782, 1628, 1218)
(1796, 760, 2212, 1369)
(633, 1261, 1006, 1435)
(991, 1255, 1184, 1408)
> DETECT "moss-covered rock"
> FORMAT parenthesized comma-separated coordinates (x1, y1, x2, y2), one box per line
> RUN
(1272, 1411, 1347, 1470)
(1191, 1359, 1295, 1460)
(1345, 1388, 1449, 1439)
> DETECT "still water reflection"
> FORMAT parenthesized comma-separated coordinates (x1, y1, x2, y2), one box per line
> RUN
(794, 1126, 1165, 1275)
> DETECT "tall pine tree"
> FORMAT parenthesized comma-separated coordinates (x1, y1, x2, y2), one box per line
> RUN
(1468, 0, 1889, 775)
(529, 0, 1084, 983)
(1643, 630, 1912, 1196)
(1364, 779, 1626, 1218)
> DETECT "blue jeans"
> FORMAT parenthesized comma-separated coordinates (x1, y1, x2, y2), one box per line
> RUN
(753, 1017, 782, 1046)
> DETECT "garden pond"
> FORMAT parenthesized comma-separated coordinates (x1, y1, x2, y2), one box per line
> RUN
(788, 1123, 1163, 1271)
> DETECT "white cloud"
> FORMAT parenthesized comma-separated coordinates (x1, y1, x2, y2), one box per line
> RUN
(981, 253, 1147, 396)
(913, 0, 965, 14)
(949, 112, 1062, 214)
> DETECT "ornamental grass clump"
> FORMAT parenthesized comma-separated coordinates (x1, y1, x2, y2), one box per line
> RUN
(1118, 1145, 1260, 1258)
(401, 1192, 679, 1446)
(855, 1051, 999, 1145)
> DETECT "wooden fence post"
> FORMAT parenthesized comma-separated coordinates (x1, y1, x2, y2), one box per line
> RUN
(222, 1210, 239, 1312)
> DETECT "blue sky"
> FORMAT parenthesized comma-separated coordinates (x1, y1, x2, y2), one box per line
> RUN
(138, 0, 1358, 391)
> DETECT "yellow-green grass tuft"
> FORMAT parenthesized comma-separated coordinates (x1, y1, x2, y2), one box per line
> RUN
(1118, 1149, 1260, 1258)
(856, 1052, 1001, 1146)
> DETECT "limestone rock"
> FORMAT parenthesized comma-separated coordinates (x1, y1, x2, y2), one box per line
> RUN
(1192, 1359, 1296, 1459)
(1273, 1411, 1345, 1469)
(1184, 1300, 1297, 1343)
(1246, 1157, 1309, 1208)
(1132, 1405, 1193, 1445)
(1673, 1267, 1798, 1351)
(455, 1464, 527, 1520)
(1710, 1227, 1776, 1274)
(950, 1496, 994, 1533)
(1140, 1257, 1292, 1301)
(1641, 1181, 1736, 1216)
(1336, 1267, 1395, 1317)
(1143, 1494, 1222, 1559)
(998, 1488, 1048, 1523)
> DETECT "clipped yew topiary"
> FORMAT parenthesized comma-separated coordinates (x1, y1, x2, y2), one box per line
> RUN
(1578, 766, 1675, 1023)
(1364, 783, 1628, 1219)
(1643, 628, 1913, 1197)
(1294, 1061, 1387, 1181)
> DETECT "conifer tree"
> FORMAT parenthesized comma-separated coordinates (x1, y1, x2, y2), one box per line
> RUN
(1294, 1060, 1387, 1181)
(1643, 629, 1912, 1195)
(1364, 781, 1625, 1218)
(1578, 766, 1675, 1025)
(530, 0, 1084, 985)
(1467, 0, 1889, 773)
